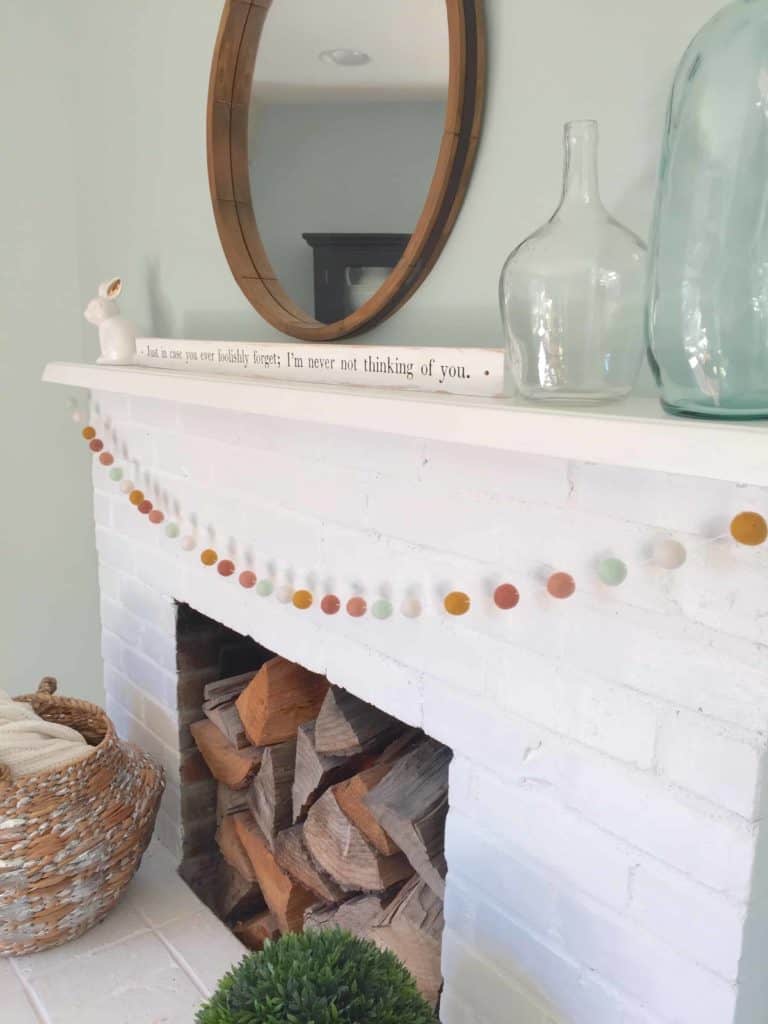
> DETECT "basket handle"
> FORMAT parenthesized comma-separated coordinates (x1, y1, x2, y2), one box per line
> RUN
(0, 679, 59, 784)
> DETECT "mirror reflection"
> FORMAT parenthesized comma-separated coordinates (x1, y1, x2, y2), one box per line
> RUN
(249, 0, 449, 324)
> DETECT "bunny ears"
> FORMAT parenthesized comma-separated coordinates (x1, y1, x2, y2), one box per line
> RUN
(98, 277, 122, 300)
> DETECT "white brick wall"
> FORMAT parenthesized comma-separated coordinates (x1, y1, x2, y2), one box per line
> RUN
(87, 390, 768, 1024)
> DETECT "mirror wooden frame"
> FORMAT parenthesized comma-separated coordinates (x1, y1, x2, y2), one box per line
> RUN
(207, 0, 486, 342)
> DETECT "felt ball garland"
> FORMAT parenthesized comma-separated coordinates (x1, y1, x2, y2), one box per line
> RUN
(74, 411, 767, 620)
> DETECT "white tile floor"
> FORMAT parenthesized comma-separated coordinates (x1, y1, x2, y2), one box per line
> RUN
(1, 844, 246, 1024)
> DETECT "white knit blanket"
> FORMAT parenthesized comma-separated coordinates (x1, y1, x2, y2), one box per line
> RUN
(0, 690, 93, 779)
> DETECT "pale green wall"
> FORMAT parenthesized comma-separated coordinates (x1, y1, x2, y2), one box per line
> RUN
(70, 0, 725, 348)
(0, 5, 100, 699)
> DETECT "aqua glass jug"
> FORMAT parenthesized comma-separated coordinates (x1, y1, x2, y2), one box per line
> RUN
(647, 0, 768, 419)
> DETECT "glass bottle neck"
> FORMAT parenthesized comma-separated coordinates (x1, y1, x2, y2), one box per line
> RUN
(559, 121, 602, 211)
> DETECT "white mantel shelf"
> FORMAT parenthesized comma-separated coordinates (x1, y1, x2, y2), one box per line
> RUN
(43, 361, 768, 487)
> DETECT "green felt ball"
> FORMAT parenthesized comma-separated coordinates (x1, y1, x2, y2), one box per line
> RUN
(598, 557, 628, 587)
(371, 599, 393, 620)
(164, 522, 180, 539)
(108, 467, 123, 482)
(256, 579, 274, 597)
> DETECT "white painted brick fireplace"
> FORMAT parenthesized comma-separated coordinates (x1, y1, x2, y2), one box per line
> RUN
(55, 370, 768, 1024)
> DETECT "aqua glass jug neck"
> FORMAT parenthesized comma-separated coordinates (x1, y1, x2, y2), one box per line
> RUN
(559, 120, 602, 210)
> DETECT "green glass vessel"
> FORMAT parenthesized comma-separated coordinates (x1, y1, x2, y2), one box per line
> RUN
(647, 0, 768, 419)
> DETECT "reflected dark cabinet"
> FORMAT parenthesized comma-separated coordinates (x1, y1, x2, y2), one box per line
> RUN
(302, 233, 411, 324)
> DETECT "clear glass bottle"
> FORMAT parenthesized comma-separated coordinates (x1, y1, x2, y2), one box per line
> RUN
(500, 121, 647, 403)
(647, 0, 768, 419)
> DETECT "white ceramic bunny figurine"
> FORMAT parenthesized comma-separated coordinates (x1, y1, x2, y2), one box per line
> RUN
(84, 277, 136, 365)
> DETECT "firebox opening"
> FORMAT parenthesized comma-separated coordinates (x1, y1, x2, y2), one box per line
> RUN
(175, 602, 451, 1011)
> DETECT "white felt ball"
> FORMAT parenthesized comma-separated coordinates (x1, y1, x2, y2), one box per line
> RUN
(180, 535, 196, 552)
(401, 597, 423, 619)
(120, 479, 134, 494)
(653, 538, 687, 570)
(71, 410, 83, 424)
(275, 584, 294, 605)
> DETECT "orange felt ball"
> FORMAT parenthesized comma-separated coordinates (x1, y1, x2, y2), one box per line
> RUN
(200, 548, 218, 567)
(89, 439, 104, 453)
(444, 591, 471, 616)
(128, 490, 144, 506)
(82, 426, 96, 440)
(293, 590, 313, 610)
(148, 510, 164, 524)
(137, 500, 153, 515)
(217, 559, 236, 577)
(730, 512, 768, 547)
(346, 597, 367, 618)
(547, 572, 576, 600)
(239, 570, 257, 589)
(99, 452, 114, 466)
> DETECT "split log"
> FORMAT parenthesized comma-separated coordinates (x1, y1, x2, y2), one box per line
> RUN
(304, 894, 390, 939)
(314, 685, 401, 757)
(234, 910, 280, 951)
(233, 813, 316, 933)
(217, 782, 248, 822)
(369, 876, 444, 1008)
(217, 860, 265, 924)
(216, 813, 257, 882)
(333, 730, 421, 855)
(364, 737, 451, 898)
(235, 657, 329, 747)
(292, 721, 352, 822)
(190, 718, 262, 789)
(203, 671, 255, 749)
(304, 789, 413, 893)
(247, 737, 297, 845)
(274, 824, 345, 904)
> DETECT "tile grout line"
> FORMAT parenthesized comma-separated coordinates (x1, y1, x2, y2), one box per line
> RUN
(8, 956, 53, 1024)
(133, 906, 212, 1000)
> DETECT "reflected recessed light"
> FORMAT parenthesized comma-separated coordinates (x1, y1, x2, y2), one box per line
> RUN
(319, 49, 371, 67)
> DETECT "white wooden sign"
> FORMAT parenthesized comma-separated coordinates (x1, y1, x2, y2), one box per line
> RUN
(135, 339, 504, 397)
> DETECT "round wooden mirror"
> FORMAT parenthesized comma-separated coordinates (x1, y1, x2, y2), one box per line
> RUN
(207, 0, 485, 341)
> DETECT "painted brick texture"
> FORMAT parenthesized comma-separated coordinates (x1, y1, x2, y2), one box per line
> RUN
(89, 390, 768, 1024)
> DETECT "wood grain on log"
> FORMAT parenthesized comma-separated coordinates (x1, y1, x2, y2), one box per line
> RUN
(235, 657, 328, 746)
(314, 685, 401, 757)
(203, 671, 255, 749)
(304, 789, 413, 893)
(274, 824, 345, 904)
(233, 812, 316, 933)
(190, 718, 262, 789)
(333, 730, 421, 855)
(304, 893, 390, 939)
(216, 859, 265, 924)
(369, 876, 444, 1007)
(217, 782, 248, 822)
(364, 737, 451, 898)
(234, 910, 280, 951)
(292, 721, 350, 822)
(247, 737, 297, 845)
(216, 813, 257, 882)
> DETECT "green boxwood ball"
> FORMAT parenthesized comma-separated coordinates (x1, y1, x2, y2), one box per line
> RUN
(196, 929, 435, 1024)
(598, 557, 628, 587)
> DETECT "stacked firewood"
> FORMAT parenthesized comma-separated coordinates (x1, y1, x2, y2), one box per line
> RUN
(189, 656, 450, 1006)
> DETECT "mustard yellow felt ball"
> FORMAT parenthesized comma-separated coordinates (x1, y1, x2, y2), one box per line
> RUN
(129, 489, 144, 506)
(200, 548, 218, 567)
(730, 512, 768, 547)
(444, 591, 471, 616)
(293, 590, 313, 610)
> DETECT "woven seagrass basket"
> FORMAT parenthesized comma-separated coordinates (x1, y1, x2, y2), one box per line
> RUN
(0, 678, 165, 956)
